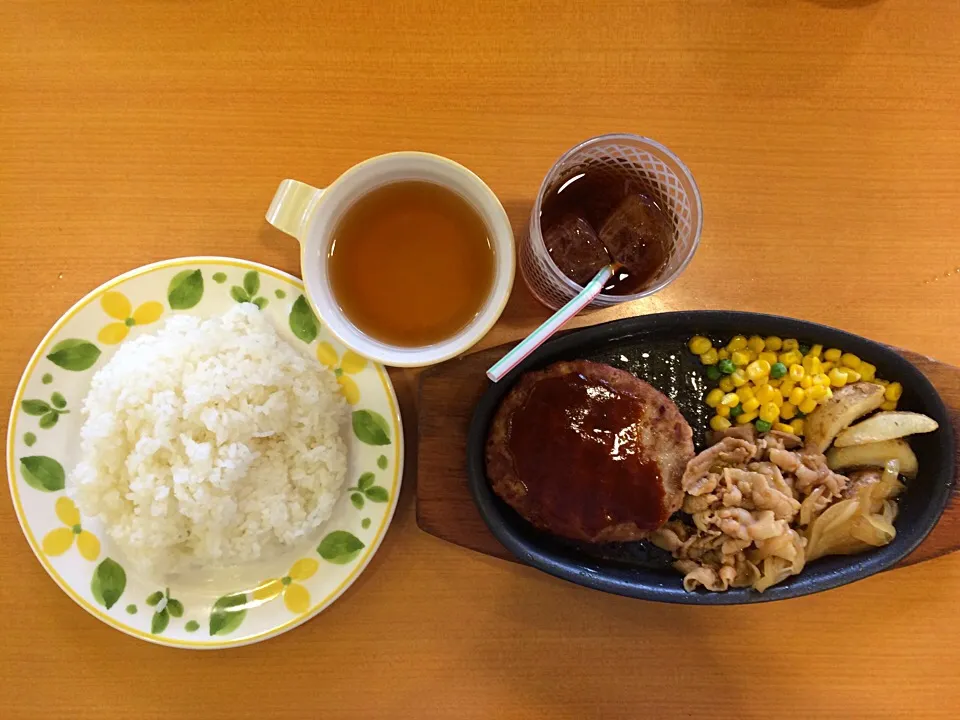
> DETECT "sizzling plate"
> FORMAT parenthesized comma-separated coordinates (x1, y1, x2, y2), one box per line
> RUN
(466, 311, 955, 604)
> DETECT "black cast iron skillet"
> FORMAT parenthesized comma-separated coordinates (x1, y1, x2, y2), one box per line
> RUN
(466, 311, 955, 604)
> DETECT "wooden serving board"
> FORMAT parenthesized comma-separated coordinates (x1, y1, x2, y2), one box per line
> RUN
(416, 341, 960, 569)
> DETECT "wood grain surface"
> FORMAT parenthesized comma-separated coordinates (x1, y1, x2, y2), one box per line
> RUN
(417, 339, 960, 566)
(3, 1, 960, 719)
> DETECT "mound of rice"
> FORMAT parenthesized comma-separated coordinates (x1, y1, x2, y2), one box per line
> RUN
(69, 303, 348, 577)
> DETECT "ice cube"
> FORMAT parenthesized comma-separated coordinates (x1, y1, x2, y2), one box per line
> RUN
(598, 193, 672, 289)
(543, 215, 610, 286)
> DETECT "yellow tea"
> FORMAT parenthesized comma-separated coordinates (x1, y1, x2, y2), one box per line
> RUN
(327, 181, 495, 347)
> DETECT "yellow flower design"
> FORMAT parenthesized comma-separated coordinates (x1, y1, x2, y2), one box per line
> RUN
(316, 343, 367, 405)
(97, 292, 164, 344)
(253, 558, 318, 614)
(42, 497, 100, 561)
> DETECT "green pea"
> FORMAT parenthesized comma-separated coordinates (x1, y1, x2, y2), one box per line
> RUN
(730, 404, 744, 418)
(798, 344, 811, 355)
(770, 362, 787, 379)
(717, 359, 736, 375)
(706, 365, 722, 381)
(755, 419, 773, 432)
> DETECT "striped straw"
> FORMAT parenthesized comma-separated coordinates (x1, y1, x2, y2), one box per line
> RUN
(486, 264, 616, 383)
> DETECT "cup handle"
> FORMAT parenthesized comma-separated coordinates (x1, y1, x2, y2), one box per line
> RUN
(265, 179, 325, 243)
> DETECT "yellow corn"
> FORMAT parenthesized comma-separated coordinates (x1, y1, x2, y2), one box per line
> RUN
(782, 339, 799, 351)
(876, 378, 890, 387)
(841, 353, 861, 370)
(731, 350, 751, 367)
(808, 344, 823, 358)
(769, 377, 782, 388)
(736, 410, 759, 425)
(802, 356, 822, 375)
(746, 349, 759, 363)
(765, 336, 783, 352)
(808, 385, 829, 401)
(828, 368, 848, 387)
(717, 404, 731, 418)
(881, 400, 898, 411)
(790, 418, 805, 435)
(788, 364, 804, 381)
(705, 388, 725, 408)
(759, 402, 780, 423)
(800, 375, 813, 389)
(771, 391, 783, 406)
(779, 350, 802, 366)
(758, 351, 778, 366)
(741, 397, 761, 413)
(746, 359, 771, 381)
(756, 384, 778, 403)
(780, 380, 796, 398)
(730, 369, 748, 387)
(710, 415, 732, 431)
(736, 386, 755, 402)
(721, 392, 739, 407)
(700, 348, 719, 365)
(821, 361, 835, 372)
(688, 336, 712, 355)
(885, 382, 903, 402)
(799, 397, 818, 414)
(813, 372, 830, 386)
(773, 422, 794, 433)
(728, 335, 748, 352)
(717, 348, 730, 360)
(860, 362, 877, 381)
(748, 335, 766, 353)
(780, 402, 797, 420)
(844, 369, 862, 382)
(752, 374, 769, 387)
(824, 348, 842, 362)
(719, 377, 735, 393)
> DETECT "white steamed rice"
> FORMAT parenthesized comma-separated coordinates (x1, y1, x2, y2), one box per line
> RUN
(69, 303, 348, 578)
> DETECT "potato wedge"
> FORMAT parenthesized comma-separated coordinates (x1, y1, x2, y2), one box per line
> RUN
(834, 411, 939, 447)
(826, 439, 919, 479)
(804, 382, 886, 452)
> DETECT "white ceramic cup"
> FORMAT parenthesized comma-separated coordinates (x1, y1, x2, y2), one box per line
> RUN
(265, 152, 515, 367)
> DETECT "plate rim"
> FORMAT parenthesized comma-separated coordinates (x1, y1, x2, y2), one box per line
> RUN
(6, 256, 405, 648)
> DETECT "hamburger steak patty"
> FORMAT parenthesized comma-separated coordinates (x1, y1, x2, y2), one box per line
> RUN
(485, 360, 694, 543)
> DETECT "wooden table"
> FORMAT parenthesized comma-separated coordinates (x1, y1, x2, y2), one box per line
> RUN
(2, 1, 960, 718)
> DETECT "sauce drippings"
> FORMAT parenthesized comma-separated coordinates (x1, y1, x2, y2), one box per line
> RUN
(506, 372, 667, 538)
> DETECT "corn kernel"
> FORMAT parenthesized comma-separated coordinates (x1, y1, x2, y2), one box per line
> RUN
(756, 384, 778, 403)
(808, 385, 828, 401)
(841, 353, 861, 370)
(728, 335, 748, 352)
(821, 361, 835, 372)
(769, 377, 783, 388)
(886, 382, 903, 402)
(735, 386, 754, 402)
(881, 400, 897, 411)
(860, 362, 876, 381)
(721, 392, 739, 407)
(799, 397, 818, 414)
(731, 350, 750, 367)
(705, 388, 725, 407)
(759, 351, 778, 366)
(782, 339, 799, 352)
(844, 369, 861, 382)
(759, 402, 780, 423)
(746, 349, 758, 363)
(717, 348, 730, 360)
(823, 387, 834, 401)
(717, 403, 731, 417)
(779, 350, 802, 366)
(788, 364, 804, 382)
(780, 380, 795, 398)
(802, 356, 822, 375)
(736, 410, 759, 425)
(765, 336, 783, 352)
(710, 415, 732, 431)
(688, 335, 712, 355)
(876, 378, 889, 387)
(746, 359, 771, 381)
(771, 392, 783, 406)
(752, 374, 769, 387)
(828, 368, 848, 388)
(780, 402, 797, 420)
(809, 344, 823, 358)
(748, 335, 766, 353)
(813, 373, 831, 386)
(773, 422, 794, 433)
(730, 370, 748, 387)
(800, 376, 813, 389)
(824, 348, 842, 362)
(719, 377, 735, 392)
(700, 348, 719, 365)
(741, 397, 761, 413)
(790, 418, 805, 435)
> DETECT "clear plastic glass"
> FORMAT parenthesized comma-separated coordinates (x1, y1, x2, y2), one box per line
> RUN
(520, 133, 703, 310)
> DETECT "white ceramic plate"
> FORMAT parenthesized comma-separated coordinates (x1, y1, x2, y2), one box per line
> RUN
(6, 257, 403, 648)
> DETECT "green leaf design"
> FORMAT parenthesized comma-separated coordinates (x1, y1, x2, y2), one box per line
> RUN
(289, 295, 318, 344)
(167, 269, 204, 310)
(151, 608, 170, 634)
(317, 530, 365, 565)
(377, 454, 388, 470)
(352, 410, 391, 446)
(209, 593, 247, 636)
(146, 590, 163, 607)
(361, 518, 371, 529)
(38, 412, 59, 429)
(51, 392, 67, 409)
(21, 399, 50, 415)
(91, 558, 126, 609)
(243, 271, 260, 296)
(358, 472, 375, 491)
(125, 604, 137, 615)
(365, 486, 389, 503)
(167, 599, 184, 618)
(23, 432, 36, 447)
(185, 620, 199, 632)
(230, 286, 250, 303)
(275, 289, 286, 299)
(20, 455, 65, 492)
(350, 493, 364, 509)
(252, 296, 268, 310)
(47, 339, 101, 371)
(41, 373, 53, 384)
(212, 272, 227, 284)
